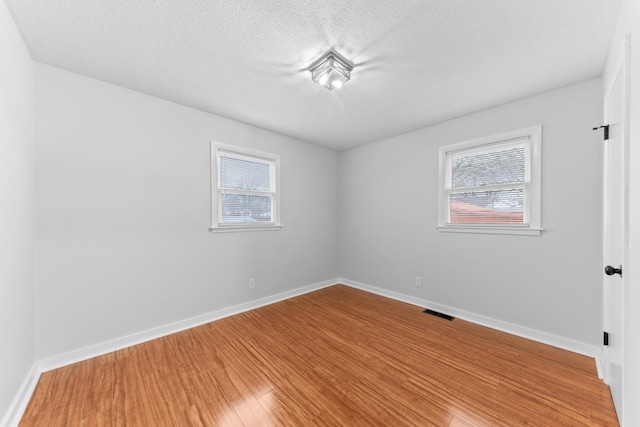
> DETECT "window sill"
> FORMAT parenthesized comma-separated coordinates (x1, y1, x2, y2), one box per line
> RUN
(209, 224, 283, 234)
(437, 225, 542, 236)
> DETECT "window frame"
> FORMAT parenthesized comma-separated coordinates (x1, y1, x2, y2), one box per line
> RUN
(437, 126, 542, 236)
(210, 142, 282, 233)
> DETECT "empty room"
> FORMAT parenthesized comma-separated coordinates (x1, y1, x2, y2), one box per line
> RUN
(2, 0, 640, 426)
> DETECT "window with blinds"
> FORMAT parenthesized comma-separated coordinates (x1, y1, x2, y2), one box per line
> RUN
(210, 143, 281, 232)
(438, 126, 542, 235)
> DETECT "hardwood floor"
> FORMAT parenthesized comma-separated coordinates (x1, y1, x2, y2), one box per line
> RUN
(19, 285, 618, 426)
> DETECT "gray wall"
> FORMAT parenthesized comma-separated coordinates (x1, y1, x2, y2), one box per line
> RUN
(35, 64, 339, 361)
(0, 2, 36, 422)
(0, 5, 626, 421)
(339, 78, 603, 346)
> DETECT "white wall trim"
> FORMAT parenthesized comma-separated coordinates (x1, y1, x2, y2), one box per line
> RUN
(595, 351, 604, 380)
(1, 364, 40, 427)
(37, 279, 336, 373)
(7, 278, 602, 426)
(4, 279, 338, 425)
(34, 277, 602, 372)
(340, 278, 601, 359)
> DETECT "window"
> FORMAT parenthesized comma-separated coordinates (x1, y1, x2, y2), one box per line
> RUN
(210, 142, 282, 232)
(438, 126, 542, 235)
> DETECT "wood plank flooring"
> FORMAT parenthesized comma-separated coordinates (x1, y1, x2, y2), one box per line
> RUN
(19, 285, 619, 426)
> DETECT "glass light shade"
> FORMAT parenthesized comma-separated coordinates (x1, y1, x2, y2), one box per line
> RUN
(309, 50, 352, 90)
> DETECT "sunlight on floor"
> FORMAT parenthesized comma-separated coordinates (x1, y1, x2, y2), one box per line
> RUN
(218, 387, 275, 426)
(448, 408, 484, 427)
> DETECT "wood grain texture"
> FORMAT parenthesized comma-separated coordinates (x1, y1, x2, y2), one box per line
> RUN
(19, 285, 618, 426)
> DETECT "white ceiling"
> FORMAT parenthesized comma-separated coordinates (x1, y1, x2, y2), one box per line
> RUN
(5, 0, 621, 151)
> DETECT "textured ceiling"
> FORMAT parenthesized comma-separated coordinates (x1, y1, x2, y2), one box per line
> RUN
(5, 0, 621, 151)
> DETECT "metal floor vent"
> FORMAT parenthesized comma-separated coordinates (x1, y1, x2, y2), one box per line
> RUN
(423, 308, 455, 321)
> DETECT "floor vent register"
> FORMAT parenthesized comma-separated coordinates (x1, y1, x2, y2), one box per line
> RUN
(423, 308, 455, 321)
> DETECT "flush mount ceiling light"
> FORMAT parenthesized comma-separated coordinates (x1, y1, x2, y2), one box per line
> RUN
(309, 49, 353, 91)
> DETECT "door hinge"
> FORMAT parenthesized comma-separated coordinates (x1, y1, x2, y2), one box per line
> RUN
(593, 125, 610, 141)
(604, 331, 609, 346)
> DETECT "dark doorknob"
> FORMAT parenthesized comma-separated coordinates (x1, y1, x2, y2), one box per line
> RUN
(605, 265, 622, 276)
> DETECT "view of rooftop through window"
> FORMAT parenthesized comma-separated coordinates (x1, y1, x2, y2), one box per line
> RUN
(449, 144, 526, 224)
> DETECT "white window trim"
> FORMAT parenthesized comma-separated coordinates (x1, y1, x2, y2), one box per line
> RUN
(210, 142, 282, 233)
(437, 126, 542, 236)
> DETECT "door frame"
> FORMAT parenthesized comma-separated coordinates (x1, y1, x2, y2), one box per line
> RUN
(601, 33, 630, 423)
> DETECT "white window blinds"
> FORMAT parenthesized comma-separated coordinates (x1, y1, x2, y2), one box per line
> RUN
(447, 140, 528, 224)
(218, 150, 276, 225)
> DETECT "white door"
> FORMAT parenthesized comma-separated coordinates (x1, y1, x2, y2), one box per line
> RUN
(602, 35, 629, 423)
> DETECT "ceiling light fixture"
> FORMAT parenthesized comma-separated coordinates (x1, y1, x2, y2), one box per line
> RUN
(309, 50, 353, 91)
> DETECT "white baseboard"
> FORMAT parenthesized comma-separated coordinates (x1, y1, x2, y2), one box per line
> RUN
(594, 351, 604, 380)
(1, 364, 40, 427)
(37, 277, 601, 372)
(340, 278, 601, 359)
(37, 279, 337, 373)
(3, 279, 337, 426)
(7, 277, 602, 426)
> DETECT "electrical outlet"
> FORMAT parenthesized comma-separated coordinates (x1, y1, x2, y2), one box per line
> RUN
(415, 276, 422, 287)
(249, 278, 255, 289)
